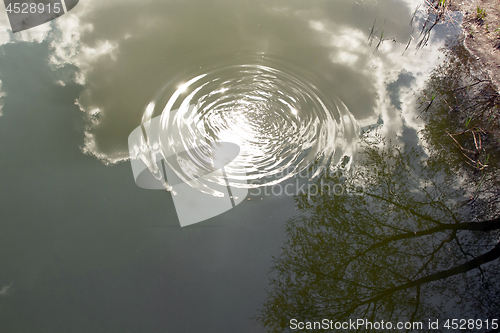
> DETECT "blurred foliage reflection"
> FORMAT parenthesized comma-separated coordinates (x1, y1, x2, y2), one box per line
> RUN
(257, 37, 500, 329)
(257, 134, 500, 332)
(420, 38, 500, 220)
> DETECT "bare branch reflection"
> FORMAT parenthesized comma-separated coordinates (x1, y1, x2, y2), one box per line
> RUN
(257, 135, 500, 332)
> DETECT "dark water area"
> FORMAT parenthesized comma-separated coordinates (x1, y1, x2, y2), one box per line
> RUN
(0, 1, 499, 332)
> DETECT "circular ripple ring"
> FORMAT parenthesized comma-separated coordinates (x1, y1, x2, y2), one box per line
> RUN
(140, 59, 359, 194)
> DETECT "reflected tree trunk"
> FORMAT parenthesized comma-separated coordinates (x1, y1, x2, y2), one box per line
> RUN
(257, 138, 500, 333)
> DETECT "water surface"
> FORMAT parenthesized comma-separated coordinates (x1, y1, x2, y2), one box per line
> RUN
(0, 1, 482, 332)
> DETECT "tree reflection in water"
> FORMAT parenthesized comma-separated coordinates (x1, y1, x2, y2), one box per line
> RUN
(420, 38, 500, 220)
(257, 134, 500, 332)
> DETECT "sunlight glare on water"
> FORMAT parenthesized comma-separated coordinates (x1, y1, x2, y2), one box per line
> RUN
(138, 57, 359, 196)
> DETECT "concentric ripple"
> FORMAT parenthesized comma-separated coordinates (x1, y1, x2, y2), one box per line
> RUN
(139, 58, 359, 196)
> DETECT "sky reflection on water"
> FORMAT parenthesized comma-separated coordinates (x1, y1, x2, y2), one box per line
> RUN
(0, 1, 464, 332)
(0, 0, 459, 163)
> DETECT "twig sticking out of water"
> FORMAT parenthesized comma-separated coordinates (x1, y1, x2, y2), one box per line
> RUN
(402, 31, 414, 55)
(416, 0, 457, 50)
(410, 5, 421, 27)
(368, 18, 376, 46)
